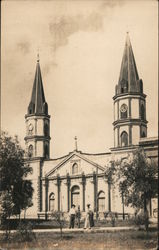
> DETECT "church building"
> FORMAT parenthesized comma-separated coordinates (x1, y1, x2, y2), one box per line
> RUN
(24, 34, 158, 219)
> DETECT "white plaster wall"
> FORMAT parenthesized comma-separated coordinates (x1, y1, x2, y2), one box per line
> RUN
(37, 119, 43, 135)
(111, 186, 122, 213)
(37, 141, 43, 157)
(114, 128, 117, 147)
(132, 125, 140, 145)
(119, 99, 128, 107)
(131, 98, 139, 119)
(60, 181, 67, 211)
(98, 178, 105, 194)
(112, 151, 129, 162)
(120, 125, 128, 134)
(85, 178, 94, 210)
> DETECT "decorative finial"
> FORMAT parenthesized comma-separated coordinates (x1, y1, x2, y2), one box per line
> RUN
(37, 53, 40, 63)
(126, 31, 130, 46)
(37, 47, 40, 62)
(74, 136, 78, 151)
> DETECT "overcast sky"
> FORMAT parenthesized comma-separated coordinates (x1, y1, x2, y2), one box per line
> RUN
(1, 0, 158, 158)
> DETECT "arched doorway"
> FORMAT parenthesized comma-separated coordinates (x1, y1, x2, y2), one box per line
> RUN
(71, 185, 80, 208)
(97, 191, 105, 212)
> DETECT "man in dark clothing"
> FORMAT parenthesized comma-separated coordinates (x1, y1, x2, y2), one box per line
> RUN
(89, 209, 94, 227)
(69, 204, 76, 228)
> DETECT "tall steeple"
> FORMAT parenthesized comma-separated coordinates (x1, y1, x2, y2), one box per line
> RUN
(115, 33, 143, 95)
(27, 55, 48, 115)
(25, 56, 50, 159)
(113, 34, 147, 149)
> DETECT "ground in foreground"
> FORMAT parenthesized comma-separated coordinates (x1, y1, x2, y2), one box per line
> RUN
(0, 229, 158, 250)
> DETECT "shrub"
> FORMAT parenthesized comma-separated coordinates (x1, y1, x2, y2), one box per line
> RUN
(51, 211, 66, 238)
(104, 212, 116, 227)
(14, 221, 36, 242)
(131, 212, 150, 231)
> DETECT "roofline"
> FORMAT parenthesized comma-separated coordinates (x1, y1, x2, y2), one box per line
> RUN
(113, 92, 146, 100)
(46, 151, 106, 177)
(25, 114, 50, 119)
(49, 150, 111, 161)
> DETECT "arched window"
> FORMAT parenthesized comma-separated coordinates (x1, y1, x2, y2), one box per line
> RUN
(28, 145, 33, 158)
(141, 104, 145, 120)
(71, 185, 80, 208)
(72, 163, 78, 174)
(98, 191, 105, 212)
(49, 193, 55, 211)
(120, 104, 128, 119)
(121, 131, 128, 147)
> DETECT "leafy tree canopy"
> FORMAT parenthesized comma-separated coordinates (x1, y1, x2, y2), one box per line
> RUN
(105, 149, 158, 211)
(0, 131, 33, 219)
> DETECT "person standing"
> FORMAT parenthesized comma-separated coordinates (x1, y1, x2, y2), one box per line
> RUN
(89, 207, 94, 228)
(84, 204, 91, 229)
(69, 204, 76, 228)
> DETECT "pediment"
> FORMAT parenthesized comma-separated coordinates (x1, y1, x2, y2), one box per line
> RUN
(46, 151, 105, 178)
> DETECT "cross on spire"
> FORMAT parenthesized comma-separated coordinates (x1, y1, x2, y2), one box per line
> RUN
(37, 48, 40, 63)
(37, 53, 40, 63)
(74, 136, 78, 151)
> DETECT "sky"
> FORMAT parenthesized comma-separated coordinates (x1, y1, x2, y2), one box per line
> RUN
(1, 0, 158, 158)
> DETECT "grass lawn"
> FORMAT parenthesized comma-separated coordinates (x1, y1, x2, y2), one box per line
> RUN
(0, 229, 158, 250)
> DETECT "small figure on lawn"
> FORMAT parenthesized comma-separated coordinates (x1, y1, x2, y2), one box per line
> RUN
(89, 206, 94, 228)
(69, 204, 76, 229)
(84, 204, 94, 229)
(76, 205, 81, 228)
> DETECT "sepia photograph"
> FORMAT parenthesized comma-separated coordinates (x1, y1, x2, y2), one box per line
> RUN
(0, 0, 158, 249)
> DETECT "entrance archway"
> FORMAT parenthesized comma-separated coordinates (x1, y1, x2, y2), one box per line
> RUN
(49, 193, 55, 211)
(71, 185, 80, 208)
(97, 191, 105, 212)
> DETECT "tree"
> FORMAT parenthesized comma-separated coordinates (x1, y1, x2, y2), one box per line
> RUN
(0, 131, 33, 221)
(51, 211, 66, 238)
(105, 149, 158, 229)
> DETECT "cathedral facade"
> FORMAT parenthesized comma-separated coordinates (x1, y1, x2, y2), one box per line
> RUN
(24, 34, 158, 219)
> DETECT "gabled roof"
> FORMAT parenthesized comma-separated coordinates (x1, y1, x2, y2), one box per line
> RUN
(45, 151, 107, 178)
(27, 57, 48, 115)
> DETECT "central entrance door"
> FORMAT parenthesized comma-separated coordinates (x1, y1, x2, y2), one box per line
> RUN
(71, 185, 80, 208)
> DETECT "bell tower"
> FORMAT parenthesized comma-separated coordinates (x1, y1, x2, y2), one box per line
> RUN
(25, 56, 50, 159)
(113, 33, 147, 148)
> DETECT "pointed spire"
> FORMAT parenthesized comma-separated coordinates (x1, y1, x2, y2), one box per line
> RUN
(27, 57, 48, 115)
(116, 33, 143, 95)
